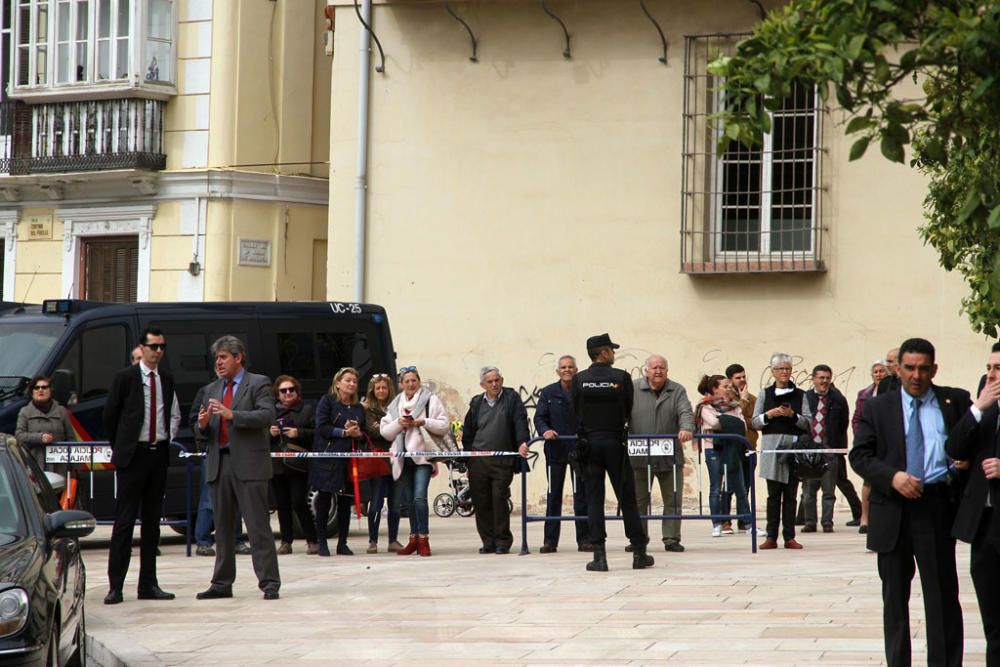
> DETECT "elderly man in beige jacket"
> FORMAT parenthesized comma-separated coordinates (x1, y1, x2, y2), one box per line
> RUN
(629, 355, 695, 553)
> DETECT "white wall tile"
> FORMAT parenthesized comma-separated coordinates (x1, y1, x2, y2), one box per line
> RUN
(180, 59, 211, 95)
(181, 0, 213, 23)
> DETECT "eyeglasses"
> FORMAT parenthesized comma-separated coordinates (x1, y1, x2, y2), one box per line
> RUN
(399, 366, 417, 374)
(33, 385, 50, 391)
(143, 343, 167, 351)
(371, 373, 391, 379)
(773, 367, 792, 372)
(278, 387, 297, 394)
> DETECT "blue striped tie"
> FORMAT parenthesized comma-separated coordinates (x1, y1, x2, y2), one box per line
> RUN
(905, 397, 924, 480)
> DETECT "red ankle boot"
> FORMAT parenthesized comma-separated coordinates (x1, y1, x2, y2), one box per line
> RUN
(417, 535, 431, 557)
(397, 534, 419, 556)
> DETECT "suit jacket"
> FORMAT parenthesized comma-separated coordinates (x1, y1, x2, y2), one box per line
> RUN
(191, 371, 275, 483)
(805, 387, 849, 450)
(946, 402, 1000, 543)
(849, 385, 971, 552)
(103, 364, 177, 469)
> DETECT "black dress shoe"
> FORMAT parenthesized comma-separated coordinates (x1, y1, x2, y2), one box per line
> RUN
(263, 590, 280, 600)
(802, 524, 817, 533)
(104, 590, 123, 605)
(539, 544, 557, 553)
(196, 587, 233, 600)
(664, 542, 685, 553)
(137, 586, 175, 601)
(859, 525, 868, 534)
(495, 547, 511, 554)
(478, 546, 496, 554)
(845, 518, 861, 527)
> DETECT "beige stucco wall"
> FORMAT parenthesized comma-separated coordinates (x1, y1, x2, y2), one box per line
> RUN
(326, 1, 989, 511)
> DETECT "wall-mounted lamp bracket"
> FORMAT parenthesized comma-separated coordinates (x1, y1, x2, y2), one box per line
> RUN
(639, 0, 668, 65)
(539, 1, 571, 59)
(354, 0, 387, 74)
(444, 1, 478, 63)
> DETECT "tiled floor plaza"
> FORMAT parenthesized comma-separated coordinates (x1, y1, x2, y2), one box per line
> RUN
(82, 510, 988, 666)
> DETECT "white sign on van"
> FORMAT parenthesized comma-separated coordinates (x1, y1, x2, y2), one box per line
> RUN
(627, 438, 674, 458)
(237, 239, 272, 267)
(45, 445, 113, 464)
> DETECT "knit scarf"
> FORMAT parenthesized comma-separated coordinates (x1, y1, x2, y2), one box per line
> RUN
(386, 387, 431, 450)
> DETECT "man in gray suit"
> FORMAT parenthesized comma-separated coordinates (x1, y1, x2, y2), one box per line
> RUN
(191, 336, 280, 600)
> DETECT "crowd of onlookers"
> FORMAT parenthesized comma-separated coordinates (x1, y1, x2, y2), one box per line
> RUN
(11, 329, 999, 667)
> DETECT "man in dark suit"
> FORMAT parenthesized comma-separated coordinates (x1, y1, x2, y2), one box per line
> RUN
(799, 365, 857, 532)
(191, 335, 280, 600)
(947, 342, 1000, 666)
(103, 327, 180, 604)
(850, 337, 969, 667)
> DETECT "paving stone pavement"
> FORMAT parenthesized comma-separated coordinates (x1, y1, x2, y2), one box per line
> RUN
(82, 511, 988, 666)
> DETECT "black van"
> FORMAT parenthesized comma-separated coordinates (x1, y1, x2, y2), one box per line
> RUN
(0, 300, 396, 524)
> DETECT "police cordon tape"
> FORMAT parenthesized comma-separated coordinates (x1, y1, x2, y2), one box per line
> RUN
(176, 450, 523, 458)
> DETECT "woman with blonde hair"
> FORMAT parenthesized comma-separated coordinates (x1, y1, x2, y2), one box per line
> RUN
(379, 366, 451, 557)
(312, 367, 365, 556)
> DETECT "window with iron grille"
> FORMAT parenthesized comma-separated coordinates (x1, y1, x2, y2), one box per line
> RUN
(80, 235, 137, 302)
(681, 33, 826, 274)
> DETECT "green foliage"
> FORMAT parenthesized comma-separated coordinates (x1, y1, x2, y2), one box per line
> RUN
(710, 0, 1000, 336)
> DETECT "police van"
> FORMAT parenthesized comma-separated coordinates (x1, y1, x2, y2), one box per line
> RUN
(0, 300, 396, 525)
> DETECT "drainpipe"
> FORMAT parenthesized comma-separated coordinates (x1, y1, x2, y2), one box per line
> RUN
(354, 0, 373, 303)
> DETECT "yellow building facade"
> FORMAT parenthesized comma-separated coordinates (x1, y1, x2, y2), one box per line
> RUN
(0, 0, 331, 304)
(325, 1, 990, 507)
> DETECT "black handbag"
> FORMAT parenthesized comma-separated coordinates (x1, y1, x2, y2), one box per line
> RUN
(778, 434, 829, 481)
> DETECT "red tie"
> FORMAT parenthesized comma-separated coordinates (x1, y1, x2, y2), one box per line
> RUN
(219, 380, 234, 447)
(148, 371, 157, 443)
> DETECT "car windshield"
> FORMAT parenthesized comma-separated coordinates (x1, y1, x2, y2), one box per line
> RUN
(0, 460, 26, 537)
(0, 321, 63, 397)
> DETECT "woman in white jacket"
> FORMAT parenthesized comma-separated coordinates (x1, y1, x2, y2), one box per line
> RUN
(379, 366, 451, 556)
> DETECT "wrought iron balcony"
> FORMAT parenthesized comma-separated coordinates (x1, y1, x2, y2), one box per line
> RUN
(0, 99, 166, 176)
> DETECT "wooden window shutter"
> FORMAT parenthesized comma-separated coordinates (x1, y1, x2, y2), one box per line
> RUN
(82, 236, 138, 302)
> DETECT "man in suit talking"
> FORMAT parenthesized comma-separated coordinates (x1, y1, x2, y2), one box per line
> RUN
(850, 337, 969, 667)
(191, 335, 280, 600)
(103, 327, 180, 605)
(946, 342, 1000, 666)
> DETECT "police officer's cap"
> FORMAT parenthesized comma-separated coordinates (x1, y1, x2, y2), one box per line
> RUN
(586, 333, 620, 351)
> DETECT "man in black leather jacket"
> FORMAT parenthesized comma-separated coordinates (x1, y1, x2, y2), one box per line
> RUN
(571, 333, 653, 572)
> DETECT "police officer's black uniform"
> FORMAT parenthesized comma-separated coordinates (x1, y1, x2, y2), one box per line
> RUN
(571, 333, 653, 571)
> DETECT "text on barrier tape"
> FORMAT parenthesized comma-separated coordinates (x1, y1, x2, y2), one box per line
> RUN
(177, 450, 523, 459)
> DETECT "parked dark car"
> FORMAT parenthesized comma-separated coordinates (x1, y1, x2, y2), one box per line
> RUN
(0, 436, 95, 666)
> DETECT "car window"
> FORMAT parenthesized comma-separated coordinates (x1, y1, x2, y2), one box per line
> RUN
(19, 448, 60, 514)
(0, 458, 28, 536)
(52, 324, 129, 401)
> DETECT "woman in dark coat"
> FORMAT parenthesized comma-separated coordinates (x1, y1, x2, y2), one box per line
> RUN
(312, 367, 365, 556)
(269, 375, 318, 555)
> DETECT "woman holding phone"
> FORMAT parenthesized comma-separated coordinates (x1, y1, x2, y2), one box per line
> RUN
(379, 366, 451, 557)
(312, 367, 365, 556)
(751, 353, 811, 550)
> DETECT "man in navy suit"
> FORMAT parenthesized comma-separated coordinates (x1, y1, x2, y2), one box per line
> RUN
(947, 342, 1000, 666)
(103, 327, 180, 604)
(534, 354, 590, 553)
(850, 337, 969, 667)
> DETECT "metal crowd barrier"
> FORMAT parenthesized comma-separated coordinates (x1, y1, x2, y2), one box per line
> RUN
(47, 440, 197, 556)
(519, 433, 760, 554)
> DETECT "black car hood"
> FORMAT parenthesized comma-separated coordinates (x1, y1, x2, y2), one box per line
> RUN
(0, 535, 40, 585)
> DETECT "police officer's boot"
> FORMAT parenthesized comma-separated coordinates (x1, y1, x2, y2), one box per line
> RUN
(586, 545, 608, 572)
(632, 544, 655, 569)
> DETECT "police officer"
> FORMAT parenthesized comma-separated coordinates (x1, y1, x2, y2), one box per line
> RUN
(571, 333, 653, 572)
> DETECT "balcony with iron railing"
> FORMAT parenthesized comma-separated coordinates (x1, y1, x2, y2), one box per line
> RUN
(0, 98, 166, 175)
